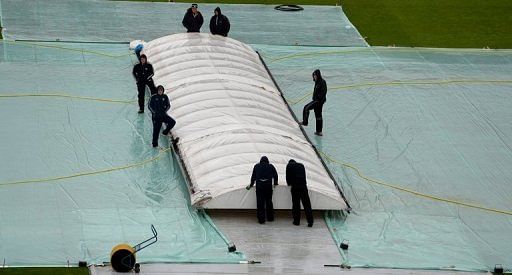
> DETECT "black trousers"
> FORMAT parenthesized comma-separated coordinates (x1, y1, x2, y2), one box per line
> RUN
(302, 101, 324, 133)
(256, 183, 274, 223)
(291, 186, 313, 225)
(137, 80, 157, 111)
(152, 115, 176, 146)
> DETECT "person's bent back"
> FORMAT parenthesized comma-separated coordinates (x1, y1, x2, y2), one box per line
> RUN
(286, 160, 307, 187)
(286, 159, 314, 227)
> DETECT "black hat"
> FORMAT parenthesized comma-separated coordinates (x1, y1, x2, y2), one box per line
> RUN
(191, 4, 198, 8)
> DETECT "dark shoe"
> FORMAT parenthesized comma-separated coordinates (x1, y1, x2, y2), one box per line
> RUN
(152, 144, 158, 148)
(267, 218, 274, 222)
(293, 221, 300, 226)
(172, 137, 180, 146)
(308, 223, 313, 227)
(314, 132, 323, 136)
(299, 121, 307, 126)
(258, 221, 265, 224)
(138, 110, 144, 114)
(162, 131, 169, 136)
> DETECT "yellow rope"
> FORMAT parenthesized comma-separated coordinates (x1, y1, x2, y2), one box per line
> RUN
(318, 151, 512, 216)
(0, 93, 135, 104)
(267, 47, 512, 64)
(2, 40, 132, 58)
(287, 79, 512, 105)
(268, 48, 365, 63)
(0, 148, 172, 187)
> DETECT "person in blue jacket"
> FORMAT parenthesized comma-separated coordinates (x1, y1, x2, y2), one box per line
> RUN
(247, 156, 279, 224)
(148, 85, 176, 148)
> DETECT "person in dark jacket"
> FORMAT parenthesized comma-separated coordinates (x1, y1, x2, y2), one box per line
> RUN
(300, 69, 327, 136)
(148, 85, 176, 148)
(132, 54, 157, 113)
(286, 159, 313, 227)
(182, 4, 204, 33)
(247, 156, 279, 224)
(209, 7, 230, 37)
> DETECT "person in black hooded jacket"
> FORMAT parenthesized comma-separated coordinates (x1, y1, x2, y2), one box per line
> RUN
(247, 156, 278, 224)
(300, 69, 327, 136)
(132, 54, 157, 113)
(148, 85, 176, 148)
(182, 4, 204, 33)
(286, 159, 313, 227)
(209, 7, 230, 37)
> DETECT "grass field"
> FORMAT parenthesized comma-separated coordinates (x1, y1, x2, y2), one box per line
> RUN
(0, 267, 89, 275)
(341, 0, 512, 48)
(119, 0, 512, 48)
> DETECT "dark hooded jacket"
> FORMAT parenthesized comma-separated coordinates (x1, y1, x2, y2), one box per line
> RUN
(132, 54, 154, 83)
(148, 86, 170, 118)
(312, 69, 327, 103)
(182, 8, 204, 32)
(286, 159, 307, 187)
(250, 156, 278, 187)
(209, 7, 230, 37)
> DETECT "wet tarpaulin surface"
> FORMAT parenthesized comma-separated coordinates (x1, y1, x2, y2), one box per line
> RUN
(256, 45, 512, 272)
(0, 41, 244, 265)
(0, 0, 367, 47)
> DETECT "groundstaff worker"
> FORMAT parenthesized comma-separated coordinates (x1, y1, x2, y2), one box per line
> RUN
(300, 69, 327, 136)
(132, 54, 156, 113)
(247, 156, 278, 224)
(148, 85, 176, 148)
(286, 159, 313, 227)
(209, 7, 230, 37)
(182, 4, 204, 32)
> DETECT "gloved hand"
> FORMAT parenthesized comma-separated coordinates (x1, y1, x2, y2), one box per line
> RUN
(245, 185, 252, 190)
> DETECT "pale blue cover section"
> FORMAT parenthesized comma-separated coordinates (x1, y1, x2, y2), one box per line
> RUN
(0, 0, 366, 47)
(0, 42, 244, 266)
(256, 45, 512, 272)
(2, 0, 512, 270)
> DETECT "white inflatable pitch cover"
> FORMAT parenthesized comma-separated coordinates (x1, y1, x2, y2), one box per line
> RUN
(142, 33, 348, 210)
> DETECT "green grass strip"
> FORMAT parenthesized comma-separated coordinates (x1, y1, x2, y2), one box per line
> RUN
(341, 0, 512, 48)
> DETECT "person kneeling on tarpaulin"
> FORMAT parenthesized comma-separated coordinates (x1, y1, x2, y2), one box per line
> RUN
(149, 85, 176, 148)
